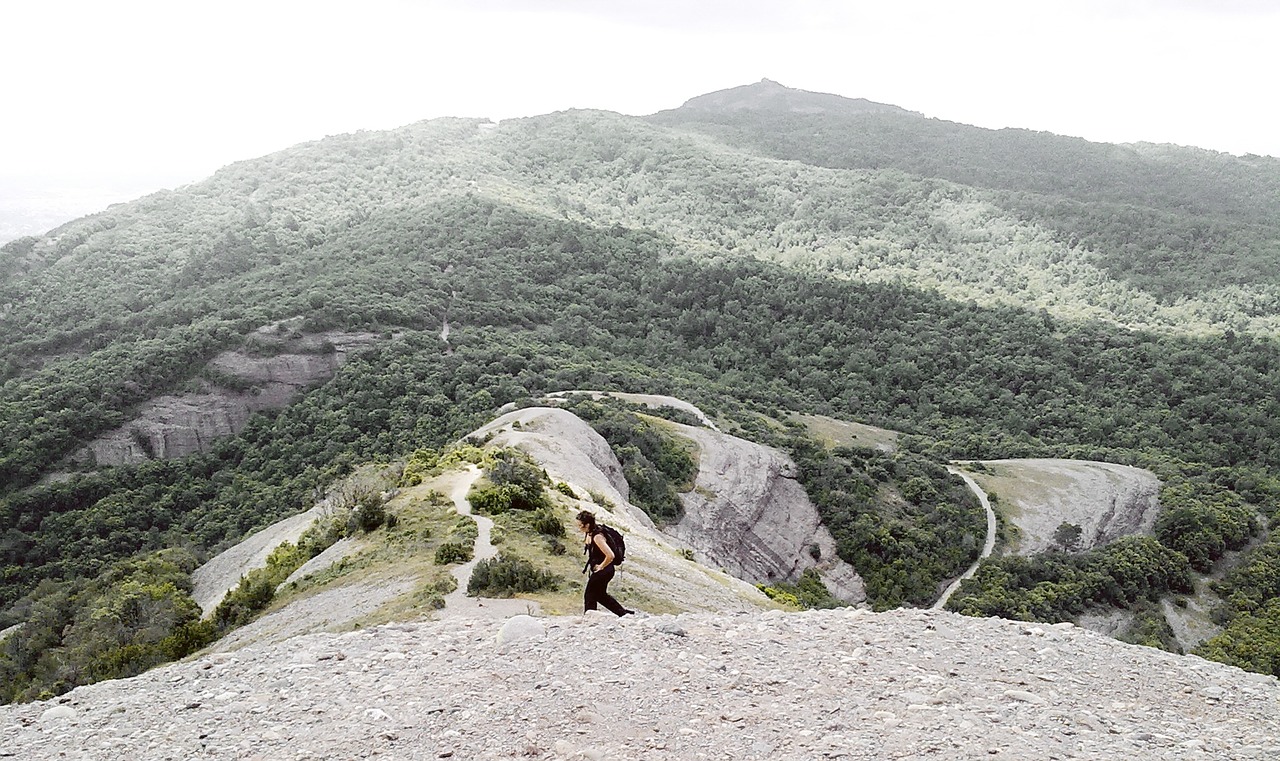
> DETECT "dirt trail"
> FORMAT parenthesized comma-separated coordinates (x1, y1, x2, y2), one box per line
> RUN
(441, 465, 542, 619)
(933, 467, 997, 610)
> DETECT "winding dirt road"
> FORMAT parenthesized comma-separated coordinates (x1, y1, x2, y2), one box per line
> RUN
(933, 466, 997, 610)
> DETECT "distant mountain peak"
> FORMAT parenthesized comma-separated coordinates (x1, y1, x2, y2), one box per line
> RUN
(675, 79, 919, 118)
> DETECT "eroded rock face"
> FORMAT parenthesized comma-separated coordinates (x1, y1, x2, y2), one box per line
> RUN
(86, 393, 263, 465)
(970, 459, 1162, 555)
(668, 423, 866, 604)
(72, 331, 378, 468)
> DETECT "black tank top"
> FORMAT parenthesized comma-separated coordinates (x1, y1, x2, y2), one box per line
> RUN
(585, 528, 607, 567)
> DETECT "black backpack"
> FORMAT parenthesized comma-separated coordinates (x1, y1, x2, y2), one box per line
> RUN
(597, 524, 626, 565)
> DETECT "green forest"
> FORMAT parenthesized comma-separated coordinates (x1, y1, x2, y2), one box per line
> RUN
(2, 80, 1280, 696)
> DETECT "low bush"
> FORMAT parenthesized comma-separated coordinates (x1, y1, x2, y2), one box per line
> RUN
(757, 569, 843, 610)
(529, 509, 566, 537)
(400, 448, 441, 487)
(466, 553, 560, 597)
(434, 542, 473, 565)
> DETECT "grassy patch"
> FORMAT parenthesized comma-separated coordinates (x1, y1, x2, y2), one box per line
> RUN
(271, 474, 472, 613)
(790, 412, 900, 452)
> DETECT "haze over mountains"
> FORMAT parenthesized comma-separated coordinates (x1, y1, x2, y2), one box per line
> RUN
(1, 80, 1278, 705)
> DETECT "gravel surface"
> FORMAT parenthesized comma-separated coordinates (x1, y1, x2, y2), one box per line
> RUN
(6, 607, 1277, 760)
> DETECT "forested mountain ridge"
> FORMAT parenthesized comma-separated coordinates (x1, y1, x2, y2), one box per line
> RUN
(657, 80, 1280, 221)
(1, 82, 1279, 697)
(650, 80, 1280, 327)
(6, 82, 1280, 341)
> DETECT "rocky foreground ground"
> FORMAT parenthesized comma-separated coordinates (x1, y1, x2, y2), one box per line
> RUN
(4, 608, 1279, 760)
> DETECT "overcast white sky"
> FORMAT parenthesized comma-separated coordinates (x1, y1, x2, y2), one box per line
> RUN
(2, 0, 1278, 225)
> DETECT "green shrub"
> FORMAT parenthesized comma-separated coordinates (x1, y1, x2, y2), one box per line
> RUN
(1195, 599, 1280, 677)
(213, 576, 276, 628)
(487, 448, 548, 491)
(0, 552, 216, 703)
(554, 482, 577, 498)
(466, 553, 560, 597)
(947, 536, 1194, 622)
(434, 542, 474, 565)
(757, 569, 842, 610)
(451, 515, 479, 541)
(347, 491, 388, 534)
(439, 445, 486, 468)
(264, 541, 307, 575)
(423, 490, 451, 506)
(468, 449, 552, 514)
(757, 585, 802, 608)
(400, 448, 441, 487)
(530, 509, 566, 537)
(469, 483, 521, 514)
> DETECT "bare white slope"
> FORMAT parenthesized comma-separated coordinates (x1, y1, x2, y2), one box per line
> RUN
(190, 502, 329, 615)
(962, 458, 1161, 554)
(665, 421, 866, 603)
(8, 608, 1278, 760)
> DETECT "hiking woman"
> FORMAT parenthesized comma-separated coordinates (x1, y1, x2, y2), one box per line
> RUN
(576, 510, 632, 616)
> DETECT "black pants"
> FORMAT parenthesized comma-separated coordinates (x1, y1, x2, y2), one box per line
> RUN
(584, 565, 629, 616)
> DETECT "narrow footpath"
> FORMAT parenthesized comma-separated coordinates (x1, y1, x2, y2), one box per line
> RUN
(441, 465, 541, 618)
(933, 466, 998, 610)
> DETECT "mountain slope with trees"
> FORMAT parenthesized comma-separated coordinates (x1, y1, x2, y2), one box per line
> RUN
(1, 82, 1279, 691)
(652, 80, 1280, 313)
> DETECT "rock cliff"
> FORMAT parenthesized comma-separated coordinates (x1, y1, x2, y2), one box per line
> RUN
(483, 404, 865, 604)
(667, 421, 866, 604)
(71, 330, 378, 468)
(963, 459, 1162, 554)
